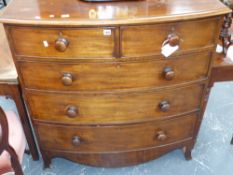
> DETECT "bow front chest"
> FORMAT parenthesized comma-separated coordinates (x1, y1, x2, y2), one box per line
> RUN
(0, 0, 231, 167)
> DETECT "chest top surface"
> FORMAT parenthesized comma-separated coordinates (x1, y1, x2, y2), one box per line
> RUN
(0, 0, 231, 26)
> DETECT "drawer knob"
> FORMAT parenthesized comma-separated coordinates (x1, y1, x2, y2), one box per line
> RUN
(61, 73, 73, 86)
(55, 37, 69, 52)
(72, 136, 81, 147)
(66, 106, 78, 118)
(156, 131, 167, 141)
(168, 34, 180, 46)
(163, 67, 175, 80)
(159, 101, 170, 112)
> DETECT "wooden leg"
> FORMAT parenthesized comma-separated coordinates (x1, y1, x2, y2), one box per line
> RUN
(183, 146, 193, 160)
(41, 151, 52, 169)
(43, 158, 52, 169)
(8, 84, 39, 160)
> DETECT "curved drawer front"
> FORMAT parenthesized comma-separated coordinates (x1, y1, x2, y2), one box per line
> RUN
(35, 114, 197, 152)
(9, 27, 116, 59)
(19, 51, 211, 91)
(26, 84, 203, 124)
(121, 18, 219, 57)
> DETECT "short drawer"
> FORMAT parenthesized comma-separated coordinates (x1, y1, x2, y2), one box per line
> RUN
(19, 51, 211, 91)
(35, 114, 197, 152)
(26, 84, 204, 124)
(9, 27, 117, 59)
(121, 18, 220, 57)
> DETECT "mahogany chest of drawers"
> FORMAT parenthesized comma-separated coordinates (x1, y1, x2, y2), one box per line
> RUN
(0, 0, 231, 168)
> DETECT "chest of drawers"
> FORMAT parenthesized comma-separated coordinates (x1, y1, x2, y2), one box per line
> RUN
(0, 0, 231, 168)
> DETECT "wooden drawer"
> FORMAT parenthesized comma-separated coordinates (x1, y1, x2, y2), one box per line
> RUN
(26, 84, 203, 124)
(35, 114, 197, 152)
(19, 51, 211, 91)
(121, 18, 220, 57)
(8, 27, 117, 59)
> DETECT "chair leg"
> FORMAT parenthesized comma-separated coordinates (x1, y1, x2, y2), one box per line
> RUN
(10, 85, 39, 161)
(7, 146, 24, 175)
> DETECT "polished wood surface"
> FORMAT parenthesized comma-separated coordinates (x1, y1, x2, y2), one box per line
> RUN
(8, 26, 117, 58)
(35, 113, 197, 152)
(18, 51, 211, 91)
(121, 18, 219, 57)
(26, 84, 203, 124)
(1, 0, 230, 168)
(7, 18, 218, 59)
(0, 0, 231, 26)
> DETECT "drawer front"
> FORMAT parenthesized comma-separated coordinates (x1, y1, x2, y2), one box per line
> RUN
(35, 114, 197, 152)
(9, 27, 116, 59)
(26, 84, 203, 124)
(121, 18, 219, 57)
(19, 51, 211, 91)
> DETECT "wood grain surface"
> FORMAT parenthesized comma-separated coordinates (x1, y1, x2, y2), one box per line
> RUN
(25, 84, 203, 124)
(35, 113, 197, 152)
(18, 51, 211, 91)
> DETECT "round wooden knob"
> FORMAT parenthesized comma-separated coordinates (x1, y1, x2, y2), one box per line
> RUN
(159, 101, 170, 112)
(72, 136, 81, 147)
(168, 34, 180, 46)
(163, 67, 175, 80)
(66, 106, 78, 118)
(55, 37, 69, 52)
(61, 73, 73, 86)
(156, 131, 167, 141)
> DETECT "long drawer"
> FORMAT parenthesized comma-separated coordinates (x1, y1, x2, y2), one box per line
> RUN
(121, 17, 220, 57)
(26, 84, 204, 124)
(35, 113, 197, 152)
(8, 26, 117, 59)
(19, 51, 211, 91)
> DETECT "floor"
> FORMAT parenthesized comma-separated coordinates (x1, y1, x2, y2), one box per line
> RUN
(1, 82, 233, 175)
